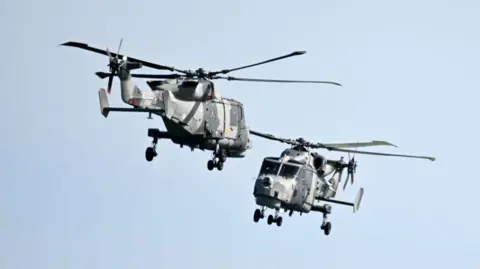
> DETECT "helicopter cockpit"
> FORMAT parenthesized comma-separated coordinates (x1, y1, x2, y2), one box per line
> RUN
(258, 157, 301, 179)
(258, 158, 281, 176)
(278, 163, 301, 178)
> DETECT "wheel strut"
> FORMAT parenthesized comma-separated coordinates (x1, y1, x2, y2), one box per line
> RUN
(207, 146, 226, 171)
(320, 212, 332, 236)
(265, 208, 283, 227)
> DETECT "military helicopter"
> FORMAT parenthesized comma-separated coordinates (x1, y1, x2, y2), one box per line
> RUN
(60, 39, 341, 171)
(249, 130, 435, 235)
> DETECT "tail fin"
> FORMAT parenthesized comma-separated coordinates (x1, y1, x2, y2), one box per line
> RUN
(352, 187, 364, 213)
(98, 88, 110, 118)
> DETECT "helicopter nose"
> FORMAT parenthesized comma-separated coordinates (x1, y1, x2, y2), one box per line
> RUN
(263, 177, 272, 187)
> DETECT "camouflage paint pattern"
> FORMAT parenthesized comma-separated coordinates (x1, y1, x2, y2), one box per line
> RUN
(117, 61, 252, 157)
(252, 147, 352, 214)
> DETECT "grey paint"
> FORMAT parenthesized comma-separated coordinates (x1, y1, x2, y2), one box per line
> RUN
(60, 41, 259, 169)
(61, 40, 346, 170)
(204, 101, 222, 138)
(249, 129, 435, 232)
(292, 171, 307, 210)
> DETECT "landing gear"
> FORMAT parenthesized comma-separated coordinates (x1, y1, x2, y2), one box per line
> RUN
(207, 158, 224, 171)
(320, 205, 333, 236)
(207, 160, 214, 171)
(321, 221, 332, 236)
(255, 208, 282, 227)
(145, 137, 158, 162)
(276, 216, 283, 227)
(253, 208, 265, 222)
(267, 215, 274, 225)
(207, 143, 226, 171)
(267, 209, 283, 226)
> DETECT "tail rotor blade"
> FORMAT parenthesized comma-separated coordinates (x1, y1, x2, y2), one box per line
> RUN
(107, 73, 114, 94)
(350, 156, 356, 186)
(116, 38, 123, 60)
(106, 47, 112, 58)
(343, 172, 350, 190)
(105, 39, 124, 95)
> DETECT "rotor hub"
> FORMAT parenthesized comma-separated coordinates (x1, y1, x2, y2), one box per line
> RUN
(347, 158, 357, 173)
(108, 60, 119, 72)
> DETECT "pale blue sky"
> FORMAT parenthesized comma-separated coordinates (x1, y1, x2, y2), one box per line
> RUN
(2, 0, 479, 268)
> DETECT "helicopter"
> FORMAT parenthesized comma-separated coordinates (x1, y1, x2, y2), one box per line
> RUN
(249, 130, 435, 235)
(60, 39, 342, 171)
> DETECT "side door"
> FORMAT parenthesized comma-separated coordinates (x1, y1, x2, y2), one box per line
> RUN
(292, 167, 308, 209)
(303, 168, 315, 204)
(224, 103, 240, 139)
(204, 100, 226, 138)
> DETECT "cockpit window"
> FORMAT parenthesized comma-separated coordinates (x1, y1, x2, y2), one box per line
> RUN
(279, 163, 300, 178)
(259, 160, 280, 175)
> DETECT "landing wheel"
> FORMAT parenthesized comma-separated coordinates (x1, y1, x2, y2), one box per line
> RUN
(267, 215, 274, 225)
(217, 161, 224, 171)
(207, 158, 225, 171)
(321, 222, 332, 236)
(253, 209, 262, 223)
(145, 147, 156, 162)
(276, 216, 283, 227)
(207, 160, 214, 171)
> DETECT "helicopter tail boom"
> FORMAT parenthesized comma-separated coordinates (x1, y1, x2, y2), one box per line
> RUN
(98, 88, 165, 118)
(318, 187, 364, 213)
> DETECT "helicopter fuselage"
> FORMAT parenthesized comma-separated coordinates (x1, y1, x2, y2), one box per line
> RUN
(251, 148, 364, 234)
(60, 39, 345, 173)
(121, 72, 252, 157)
(253, 149, 343, 213)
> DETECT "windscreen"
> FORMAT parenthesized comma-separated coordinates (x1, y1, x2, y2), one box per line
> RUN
(278, 163, 300, 178)
(259, 159, 280, 176)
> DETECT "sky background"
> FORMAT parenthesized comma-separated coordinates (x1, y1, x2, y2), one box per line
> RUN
(1, 0, 479, 268)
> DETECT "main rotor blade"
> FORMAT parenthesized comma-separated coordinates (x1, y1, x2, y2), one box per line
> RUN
(249, 130, 299, 146)
(95, 72, 183, 79)
(324, 148, 436, 161)
(60, 41, 189, 74)
(210, 51, 306, 76)
(250, 129, 435, 161)
(214, 76, 342, 86)
(322, 141, 398, 149)
(251, 129, 435, 162)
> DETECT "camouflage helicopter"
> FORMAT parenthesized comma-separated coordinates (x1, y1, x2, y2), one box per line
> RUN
(249, 130, 435, 235)
(60, 39, 341, 171)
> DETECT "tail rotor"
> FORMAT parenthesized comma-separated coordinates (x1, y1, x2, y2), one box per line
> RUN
(343, 152, 358, 191)
(105, 38, 126, 94)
